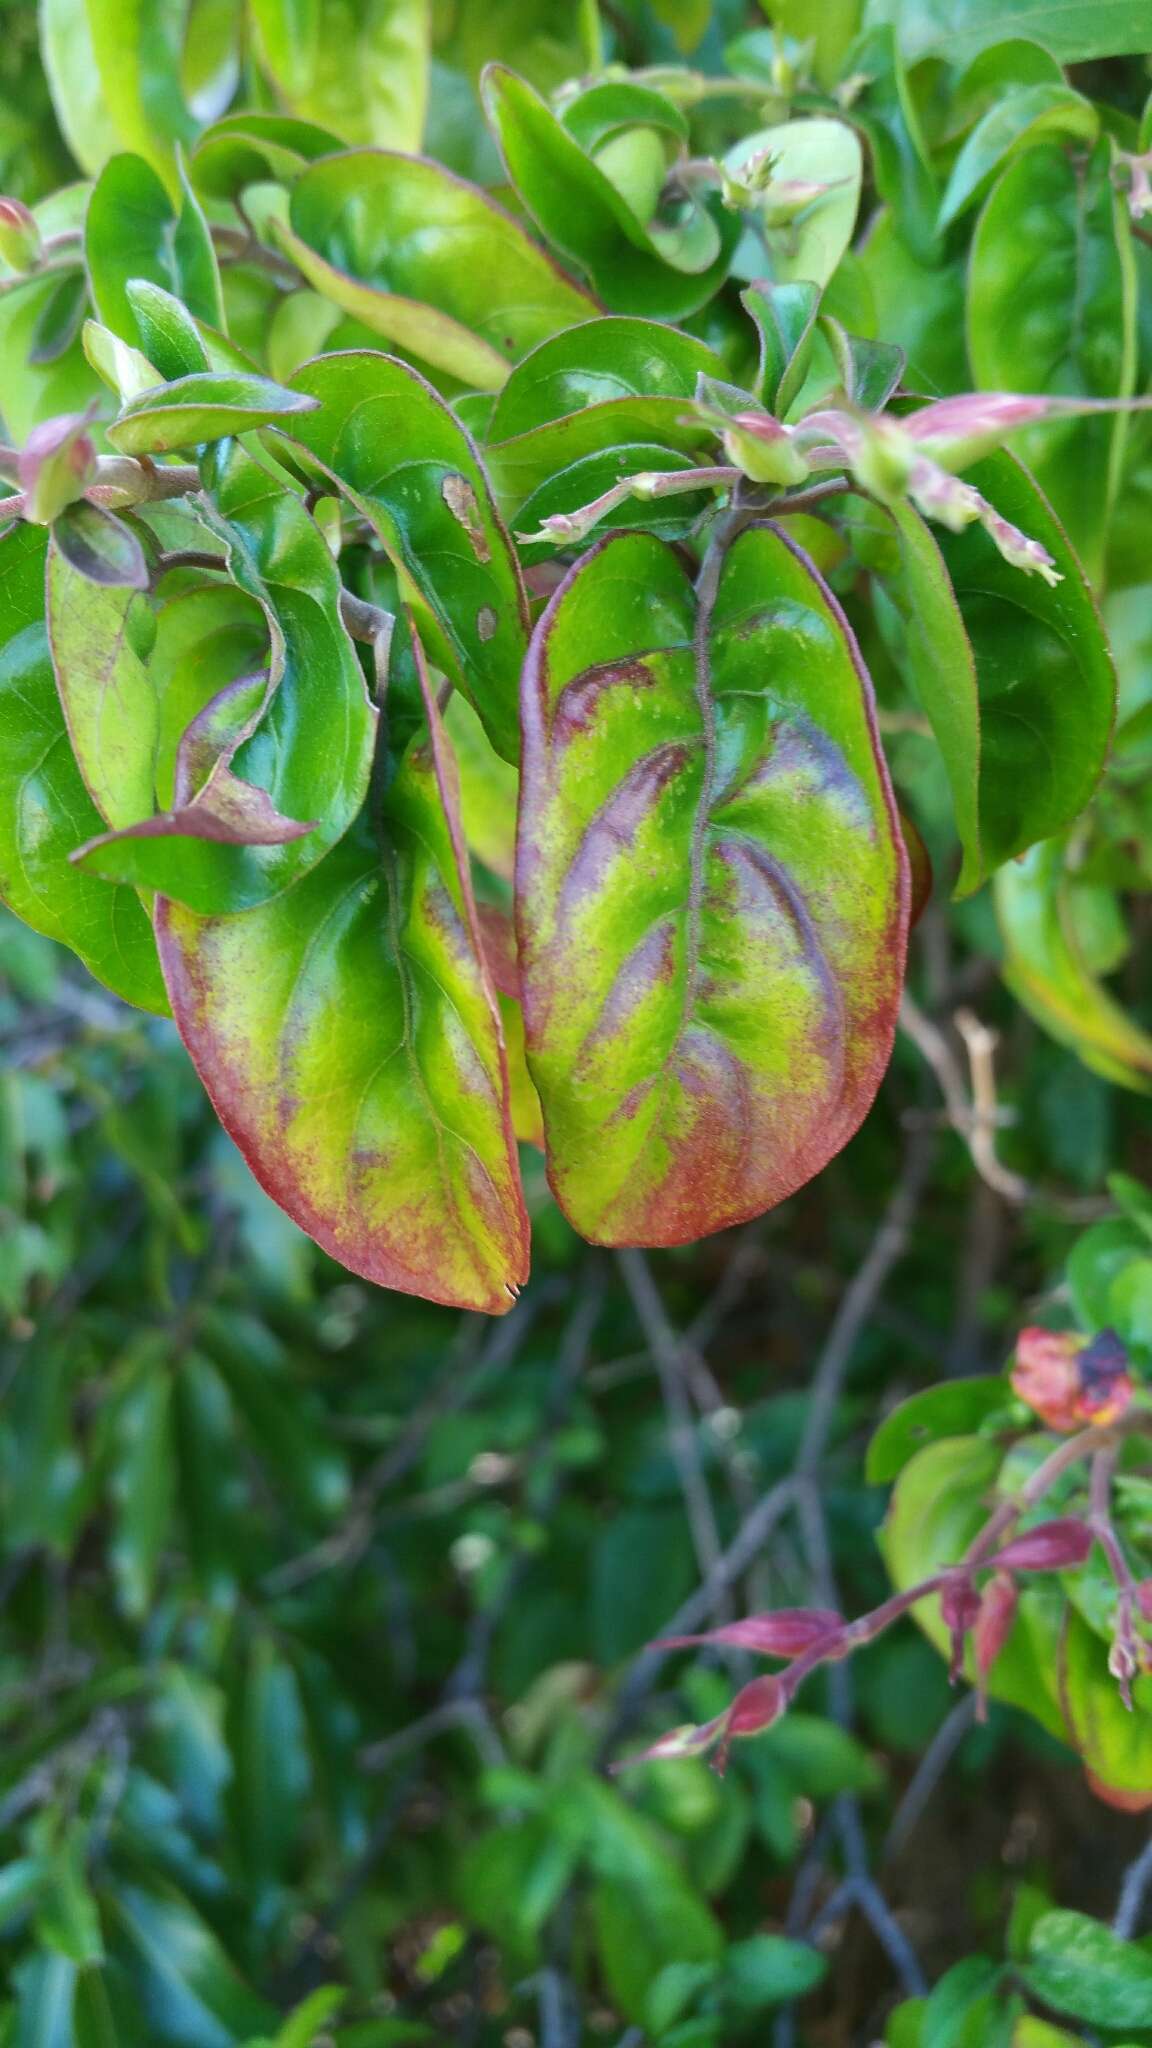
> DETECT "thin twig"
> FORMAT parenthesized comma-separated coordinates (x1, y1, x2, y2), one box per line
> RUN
(618, 1250, 727, 1588)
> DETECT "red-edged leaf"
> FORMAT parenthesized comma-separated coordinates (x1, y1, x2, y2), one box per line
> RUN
(516, 524, 908, 1246)
(654, 1609, 843, 1658)
(157, 627, 529, 1312)
(76, 672, 317, 856)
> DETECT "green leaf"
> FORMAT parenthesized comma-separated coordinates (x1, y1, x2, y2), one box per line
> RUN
(270, 1990, 345, 2048)
(1022, 1909, 1152, 2025)
(157, 651, 529, 1312)
(29, 273, 88, 368)
(124, 279, 210, 379)
(0, 523, 167, 1012)
(967, 140, 1136, 578)
(36, 1831, 103, 1968)
(1057, 1605, 1152, 1811)
(108, 1346, 174, 1617)
(273, 149, 596, 391)
(867, 1379, 1008, 1484)
(108, 1884, 275, 2046)
(487, 405, 712, 528)
(86, 152, 223, 347)
(12, 1953, 77, 2048)
(274, 349, 528, 764)
(46, 540, 159, 829)
(742, 281, 821, 418)
(78, 439, 376, 912)
(41, 0, 119, 176)
(51, 501, 150, 591)
(935, 452, 1117, 880)
(487, 316, 725, 444)
(229, 1636, 311, 1889)
(855, 209, 969, 396)
(190, 111, 344, 202)
(937, 84, 1099, 229)
(996, 840, 1152, 1093)
(721, 1935, 826, 2012)
(0, 270, 103, 444)
(483, 65, 735, 319)
(250, 0, 430, 151)
(921, 1958, 1002, 2048)
(845, 25, 939, 263)
(84, 0, 197, 183)
(869, 0, 1152, 67)
(724, 118, 863, 289)
(517, 526, 907, 1245)
(106, 370, 320, 455)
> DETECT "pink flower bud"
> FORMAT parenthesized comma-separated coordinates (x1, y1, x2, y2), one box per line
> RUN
(1109, 1635, 1139, 1711)
(905, 392, 1054, 471)
(609, 1712, 729, 1772)
(713, 1673, 786, 1774)
(0, 196, 40, 272)
(720, 412, 809, 487)
(654, 1608, 843, 1660)
(991, 1518, 1093, 1573)
(19, 409, 98, 526)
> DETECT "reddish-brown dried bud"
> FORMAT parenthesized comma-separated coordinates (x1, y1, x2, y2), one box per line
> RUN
(1011, 1326, 1132, 1433)
(991, 1518, 1093, 1573)
(654, 1608, 843, 1660)
(713, 1674, 786, 1774)
(940, 1578, 981, 1683)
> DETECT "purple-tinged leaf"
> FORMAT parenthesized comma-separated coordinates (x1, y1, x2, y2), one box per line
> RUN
(76, 672, 317, 858)
(19, 407, 97, 524)
(51, 499, 149, 589)
(991, 1518, 1094, 1573)
(516, 525, 908, 1246)
(654, 1610, 844, 1658)
(157, 626, 529, 1314)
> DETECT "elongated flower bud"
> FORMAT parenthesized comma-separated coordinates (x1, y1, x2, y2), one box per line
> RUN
(18, 409, 98, 525)
(0, 196, 40, 272)
(991, 1518, 1093, 1573)
(655, 1608, 843, 1659)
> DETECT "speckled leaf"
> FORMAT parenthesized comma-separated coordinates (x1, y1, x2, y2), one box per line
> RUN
(77, 440, 376, 912)
(0, 523, 167, 1012)
(107, 370, 319, 455)
(273, 349, 528, 764)
(158, 639, 529, 1313)
(483, 65, 735, 319)
(272, 150, 597, 390)
(516, 526, 908, 1246)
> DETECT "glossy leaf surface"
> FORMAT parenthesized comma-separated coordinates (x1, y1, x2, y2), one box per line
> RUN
(968, 141, 1136, 577)
(86, 150, 223, 345)
(275, 349, 528, 764)
(935, 453, 1116, 878)
(725, 119, 863, 289)
(517, 526, 908, 1246)
(996, 840, 1152, 1092)
(47, 541, 158, 829)
(250, 0, 430, 150)
(106, 370, 319, 455)
(158, 653, 529, 1313)
(487, 318, 725, 443)
(0, 523, 167, 1012)
(79, 441, 376, 912)
(190, 111, 343, 200)
(275, 150, 597, 390)
(483, 66, 734, 319)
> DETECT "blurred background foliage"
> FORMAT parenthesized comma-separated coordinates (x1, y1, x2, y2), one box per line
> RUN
(4, 2, 1152, 2046)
